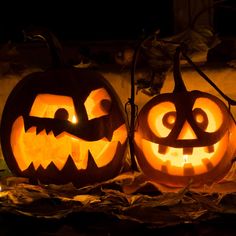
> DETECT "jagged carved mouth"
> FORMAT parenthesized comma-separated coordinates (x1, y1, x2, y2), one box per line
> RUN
(134, 132, 229, 176)
(10, 116, 127, 171)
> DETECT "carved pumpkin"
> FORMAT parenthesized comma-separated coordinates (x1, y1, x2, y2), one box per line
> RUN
(0, 30, 128, 187)
(134, 47, 236, 187)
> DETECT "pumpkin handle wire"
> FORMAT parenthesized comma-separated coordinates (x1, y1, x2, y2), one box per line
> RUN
(181, 48, 236, 107)
(127, 30, 160, 171)
(23, 27, 66, 68)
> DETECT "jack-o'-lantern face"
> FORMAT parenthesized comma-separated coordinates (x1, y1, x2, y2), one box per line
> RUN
(1, 69, 128, 186)
(134, 90, 236, 187)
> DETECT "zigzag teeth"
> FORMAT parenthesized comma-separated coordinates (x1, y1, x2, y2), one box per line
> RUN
(52, 159, 67, 171)
(52, 129, 64, 137)
(21, 141, 116, 171)
(23, 117, 31, 132)
(26, 126, 37, 134)
(24, 122, 34, 132)
(70, 139, 89, 170)
(19, 119, 122, 172)
(45, 128, 52, 135)
(36, 126, 45, 135)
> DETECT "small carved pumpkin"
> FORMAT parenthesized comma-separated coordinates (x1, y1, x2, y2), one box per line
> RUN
(134, 48, 236, 187)
(0, 30, 128, 187)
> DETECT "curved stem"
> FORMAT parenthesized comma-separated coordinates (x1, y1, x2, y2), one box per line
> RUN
(182, 50, 236, 106)
(173, 47, 187, 92)
(23, 27, 66, 68)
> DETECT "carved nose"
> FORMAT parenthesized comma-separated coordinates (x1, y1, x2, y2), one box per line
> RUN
(177, 121, 197, 140)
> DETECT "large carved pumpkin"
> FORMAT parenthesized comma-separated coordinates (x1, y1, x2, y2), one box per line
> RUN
(0, 30, 128, 187)
(134, 47, 236, 187)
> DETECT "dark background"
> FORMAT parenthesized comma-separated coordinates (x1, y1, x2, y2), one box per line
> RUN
(0, 1, 174, 43)
(0, 0, 236, 43)
(214, 0, 236, 37)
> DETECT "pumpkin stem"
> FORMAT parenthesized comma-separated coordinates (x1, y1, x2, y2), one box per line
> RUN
(23, 27, 66, 68)
(173, 46, 187, 92)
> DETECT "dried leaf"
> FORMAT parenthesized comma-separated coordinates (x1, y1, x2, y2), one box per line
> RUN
(73, 195, 101, 205)
(0, 190, 9, 199)
(218, 193, 236, 214)
(0, 173, 236, 228)
(219, 162, 236, 182)
(1, 176, 29, 186)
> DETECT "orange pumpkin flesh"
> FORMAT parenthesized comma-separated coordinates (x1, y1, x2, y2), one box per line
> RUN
(134, 47, 236, 187)
(11, 118, 126, 172)
(134, 91, 236, 187)
(1, 69, 128, 186)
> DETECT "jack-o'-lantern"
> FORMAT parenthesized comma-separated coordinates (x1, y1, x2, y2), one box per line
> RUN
(134, 47, 236, 187)
(0, 30, 128, 187)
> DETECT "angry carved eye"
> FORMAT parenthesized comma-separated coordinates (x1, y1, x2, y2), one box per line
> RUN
(30, 94, 78, 123)
(84, 88, 112, 120)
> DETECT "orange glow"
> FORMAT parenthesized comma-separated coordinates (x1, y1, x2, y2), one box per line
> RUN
(84, 88, 111, 120)
(135, 132, 228, 176)
(10, 116, 127, 171)
(177, 121, 197, 140)
(167, 114, 176, 125)
(72, 115, 77, 124)
(134, 95, 236, 177)
(183, 155, 188, 163)
(195, 113, 204, 123)
(148, 101, 176, 137)
(193, 97, 223, 132)
(30, 94, 78, 123)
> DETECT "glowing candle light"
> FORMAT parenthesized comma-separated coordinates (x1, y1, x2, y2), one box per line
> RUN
(183, 154, 189, 164)
(72, 115, 77, 124)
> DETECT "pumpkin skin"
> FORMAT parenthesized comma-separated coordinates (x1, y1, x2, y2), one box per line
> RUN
(0, 68, 128, 187)
(134, 89, 236, 187)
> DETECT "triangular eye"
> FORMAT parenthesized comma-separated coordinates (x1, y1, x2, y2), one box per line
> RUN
(84, 88, 112, 120)
(29, 94, 78, 123)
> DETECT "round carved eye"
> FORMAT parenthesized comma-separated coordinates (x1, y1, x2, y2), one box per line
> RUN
(192, 97, 223, 132)
(54, 108, 69, 120)
(162, 111, 176, 129)
(148, 101, 176, 137)
(193, 108, 208, 130)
